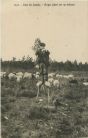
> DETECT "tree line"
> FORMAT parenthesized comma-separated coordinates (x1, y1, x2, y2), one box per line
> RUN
(49, 60, 88, 72)
(1, 56, 88, 72)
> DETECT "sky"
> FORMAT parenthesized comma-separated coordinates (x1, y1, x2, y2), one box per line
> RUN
(1, 0, 88, 63)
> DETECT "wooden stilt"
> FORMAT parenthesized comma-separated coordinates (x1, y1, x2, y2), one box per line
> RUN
(41, 84, 44, 91)
(47, 88, 50, 108)
(37, 86, 40, 99)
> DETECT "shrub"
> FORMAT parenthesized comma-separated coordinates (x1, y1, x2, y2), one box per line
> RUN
(29, 106, 49, 120)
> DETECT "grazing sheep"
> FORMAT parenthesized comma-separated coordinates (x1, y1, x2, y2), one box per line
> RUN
(35, 65, 39, 69)
(56, 74, 74, 80)
(35, 72, 40, 79)
(56, 74, 60, 78)
(36, 72, 40, 75)
(32, 72, 40, 80)
(53, 79, 60, 88)
(83, 82, 88, 86)
(63, 75, 69, 79)
(48, 73, 55, 78)
(16, 72, 23, 77)
(56, 74, 63, 79)
(34, 74, 40, 79)
(48, 78, 54, 85)
(23, 72, 32, 79)
(15, 72, 23, 82)
(8, 73, 16, 80)
(0, 72, 6, 78)
(45, 81, 51, 88)
(68, 74, 74, 78)
(16, 75, 23, 82)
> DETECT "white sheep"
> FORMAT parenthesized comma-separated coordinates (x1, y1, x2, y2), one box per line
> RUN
(63, 75, 70, 79)
(8, 73, 16, 80)
(32, 72, 40, 80)
(45, 81, 51, 88)
(53, 79, 60, 88)
(56, 74, 63, 79)
(56, 74, 60, 78)
(35, 65, 39, 69)
(68, 74, 74, 78)
(83, 82, 88, 86)
(15, 72, 23, 82)
(34, 74, 40, 79)
(36, 72, 40, 75)
(0, 72, 6, 78)
(16, 75, 23, 82)
(16, 72, 23, 77)
(48, 78, 54, 85)
(36, 74, 40, 79)
(48, 73, 55, 78)
(63, 74, 74, 79)
(23, 72, 32, 79)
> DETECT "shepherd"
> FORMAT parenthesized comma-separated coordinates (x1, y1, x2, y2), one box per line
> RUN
(32, 38, 51, 106)
(33, 38, 50, 84)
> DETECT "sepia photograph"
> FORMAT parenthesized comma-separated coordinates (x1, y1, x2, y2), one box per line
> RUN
(1, 0, 88, 138)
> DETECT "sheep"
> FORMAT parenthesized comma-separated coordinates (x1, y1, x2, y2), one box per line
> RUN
(8, 73, 16, 80)
(32, 72, 40, 80)
(16, 75, 23, 82)
(53, 79, 60, 88)
(47, 78, 60, 88)
(48, 78, 54, 85)
(35, 72, 40, 79)
(56, 74, 59, 78)
(48, 73, 55, 78)
(68, 74, 74, 78)
(35, 74, 40, 79)
(34, 73, 40, 79)
(36, 72, 40, 75)
(56, 74, 74, 80)
(56, 74, 63, 79)
(3, 72, 7, 77)
(16, 72, 23, 77)
(23, 72, 32, 79)
(62, 74, 73, 80)
(15, 72, 23, 82)
(45, 81, 51, 88)
(83, 82, 88, 86)
(63, 75, 69, 79)
(35, 65, 39, 69)
(0, 72, 6, 78)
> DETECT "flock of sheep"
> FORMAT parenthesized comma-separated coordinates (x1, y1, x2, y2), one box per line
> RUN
(1, 71, 88, 87)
